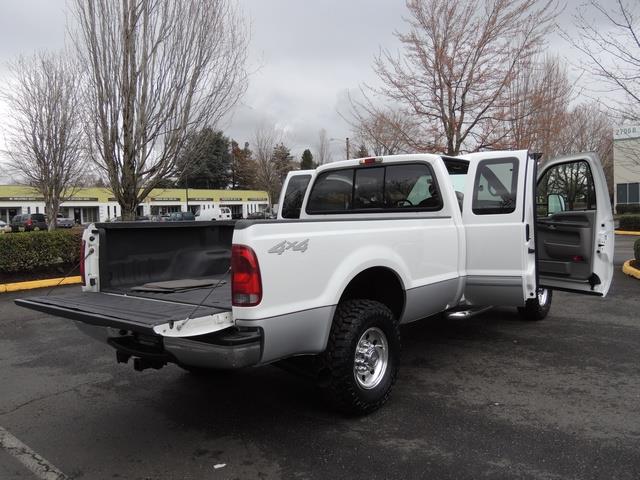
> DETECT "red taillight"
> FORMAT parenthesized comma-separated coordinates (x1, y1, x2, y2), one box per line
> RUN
(80, 240, 86, 285)
(231, 244, 262, 306)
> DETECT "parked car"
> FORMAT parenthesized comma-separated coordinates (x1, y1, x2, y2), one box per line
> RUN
(166, 211, 195, 221)
(0, 220, 11, 233)
(10, 213, 48, 232)
(56, 214, 75, 228)
(16, 151, 614, 415)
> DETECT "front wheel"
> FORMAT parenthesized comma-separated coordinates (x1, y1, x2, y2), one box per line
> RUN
(518, 288, 552, 321)
(323, 299, 400, 415)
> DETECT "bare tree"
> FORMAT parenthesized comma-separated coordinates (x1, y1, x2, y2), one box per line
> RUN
(496, 55, 573, 158)
(344, 95, 417, 156)
(253, 124, 285, 204)
(1, 52, 85, 230)
(316, 129, 333, 165)
(568, 0, 640, 121)
(370, 0, 557, 155)
(72, 0, 248, 219)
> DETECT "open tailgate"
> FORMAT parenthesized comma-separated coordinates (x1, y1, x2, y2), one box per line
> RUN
(16, 291, 233, 337)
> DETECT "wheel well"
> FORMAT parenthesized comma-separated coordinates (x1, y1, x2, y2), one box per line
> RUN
(339, 267, 405, 320)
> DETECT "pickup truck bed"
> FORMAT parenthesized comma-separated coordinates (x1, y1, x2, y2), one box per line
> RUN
(17, 221, 235, 335)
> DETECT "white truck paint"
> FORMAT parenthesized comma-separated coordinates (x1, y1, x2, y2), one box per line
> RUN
(16, 151, 614, 414)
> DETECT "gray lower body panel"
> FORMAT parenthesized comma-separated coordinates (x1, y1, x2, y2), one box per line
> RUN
(464, 275, 525, 307)
(401, 278, 460, 324)
(236, 305, 336, 364)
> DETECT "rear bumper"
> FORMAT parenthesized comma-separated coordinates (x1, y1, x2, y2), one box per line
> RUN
(76, 322, 262, 370)
(164, 334, 261, 369)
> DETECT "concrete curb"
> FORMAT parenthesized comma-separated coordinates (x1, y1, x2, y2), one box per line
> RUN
(622, 260, 640, 280)
(0, 276, 82, 294)
(615, 230, 640, 236)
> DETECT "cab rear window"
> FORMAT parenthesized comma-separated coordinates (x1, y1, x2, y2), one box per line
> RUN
(306, 163, 442, 214)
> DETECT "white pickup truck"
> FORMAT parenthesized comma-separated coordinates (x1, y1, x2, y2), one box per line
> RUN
(17, 150, 614, 414)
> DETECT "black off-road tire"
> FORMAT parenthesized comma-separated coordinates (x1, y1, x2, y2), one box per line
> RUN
(517, 288, 552, 321)
(323, 299, 400, 415)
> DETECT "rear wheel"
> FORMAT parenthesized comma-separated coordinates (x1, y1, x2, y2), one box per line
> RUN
(518, 288, 552, 321)
(323, 299, 400, 415)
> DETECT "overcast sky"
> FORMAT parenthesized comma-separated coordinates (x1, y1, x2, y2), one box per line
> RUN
(0, 0, 588, 171)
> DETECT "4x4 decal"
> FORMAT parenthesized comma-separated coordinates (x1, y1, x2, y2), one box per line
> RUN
(268, 239, 309, 255)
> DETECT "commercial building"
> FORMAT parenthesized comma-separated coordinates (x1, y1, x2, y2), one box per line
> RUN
(0, 185, 269, 223)
(613, 125, 640, 210)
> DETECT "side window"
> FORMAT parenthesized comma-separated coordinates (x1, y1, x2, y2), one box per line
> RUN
(306, 169, 354, 213)
(354, 167, 384, 209)
(385, 164, 441, 209)
(281, 174, 311, 218)
(472, 158, 518, 215)
(537, 161, 596, 217)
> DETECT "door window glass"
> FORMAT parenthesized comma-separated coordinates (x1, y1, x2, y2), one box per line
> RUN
(537, 160, 596, 216)
(472, 158, 518, 215)
(281, 174, 311, 218)
(306, 169, 354, 213)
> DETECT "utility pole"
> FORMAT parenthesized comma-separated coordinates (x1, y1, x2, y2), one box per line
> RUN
(346, 137, 350, 160)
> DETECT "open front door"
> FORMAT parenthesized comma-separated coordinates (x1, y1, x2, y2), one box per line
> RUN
(535, 153, 614, 296)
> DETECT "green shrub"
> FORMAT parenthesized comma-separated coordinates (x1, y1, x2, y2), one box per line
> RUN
(635, 239, 640, 262)
(616, 204, 640, 215)
(618, 214, 640, 232)
(0, 229, 83, 273)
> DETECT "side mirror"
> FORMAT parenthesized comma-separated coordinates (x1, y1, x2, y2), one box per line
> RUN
(547, 194, 565, 215)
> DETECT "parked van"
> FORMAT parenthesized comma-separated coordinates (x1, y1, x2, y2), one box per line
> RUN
(195, 206, 232, 221)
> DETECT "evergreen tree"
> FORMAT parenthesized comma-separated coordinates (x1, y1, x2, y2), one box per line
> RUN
(300, 149, 315, 169)
(175, 128, 232, 189)
(355, 144, 370, 158)
(231, 140, 256, 189)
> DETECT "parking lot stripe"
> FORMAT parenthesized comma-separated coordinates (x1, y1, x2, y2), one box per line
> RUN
(0, 426, 68, 480)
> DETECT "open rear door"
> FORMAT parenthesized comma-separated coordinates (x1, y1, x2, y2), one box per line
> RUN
(277, 170, 314, 219)
(535, 153, 614, 296)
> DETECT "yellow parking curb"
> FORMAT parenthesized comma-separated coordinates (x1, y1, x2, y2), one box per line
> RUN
(622, 260, 640, 280)
(615, 230, 640, 236)
(0, 276, 82, 293)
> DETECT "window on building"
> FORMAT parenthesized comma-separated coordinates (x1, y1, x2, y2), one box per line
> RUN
(629, 183, 639, 203)
(27, 207, 31, 214)
(617, 184, 628, 204)
(472, 158, 518, 215)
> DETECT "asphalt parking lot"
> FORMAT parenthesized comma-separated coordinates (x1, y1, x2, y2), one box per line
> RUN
(1, 236, 639, 480)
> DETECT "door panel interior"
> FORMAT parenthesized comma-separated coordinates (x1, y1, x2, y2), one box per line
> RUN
(537, 211, 595, 280)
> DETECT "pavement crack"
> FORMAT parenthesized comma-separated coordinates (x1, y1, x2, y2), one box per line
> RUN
(0, 381, 99, 417)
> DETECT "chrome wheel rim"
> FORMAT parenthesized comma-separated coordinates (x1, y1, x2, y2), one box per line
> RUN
(354, 327, 389, 390)
(538, 288, 549, 306)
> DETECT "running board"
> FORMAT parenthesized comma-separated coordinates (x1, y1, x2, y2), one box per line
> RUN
(444, 306, 493, 320)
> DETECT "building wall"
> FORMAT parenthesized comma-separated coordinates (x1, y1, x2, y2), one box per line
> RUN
(0, 186, 270, 223)
(613, 126, 640, 210)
